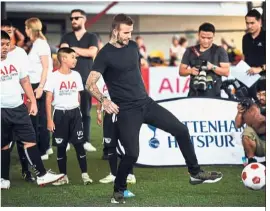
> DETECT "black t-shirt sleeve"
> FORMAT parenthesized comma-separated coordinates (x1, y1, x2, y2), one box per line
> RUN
(218, 47, 229, 63)
(87, 33, 98, 48)
(92, 48, 107, 74)
(181, 48, 191, 65)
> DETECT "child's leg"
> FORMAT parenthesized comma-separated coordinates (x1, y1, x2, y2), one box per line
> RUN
(57, 147, 67, 175)
(74, 143, 87, 173)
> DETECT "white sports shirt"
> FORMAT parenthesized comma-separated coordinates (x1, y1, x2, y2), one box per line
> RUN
(28, 38, 53, 84)
(44, 70, 84, 110)
(7, 46, 31, 94)
(1, 53, 29, 108)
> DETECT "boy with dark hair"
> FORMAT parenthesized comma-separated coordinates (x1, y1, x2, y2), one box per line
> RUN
(45, 47, 93, 185)
(1, 30, 64, 189)
(1, 19, 35, 182)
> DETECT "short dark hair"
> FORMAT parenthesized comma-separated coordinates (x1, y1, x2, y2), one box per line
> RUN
(1, 30, 10, 40)
(256, 78, 266, 92)
(57, 47, 76, 63)
(71, 9, 86, 17)
(1, 19, 12, 27)
(199, 22, 215, 33)
(246, 9, 261, 21)
(179, 37, 187, 45)
(112, 13, 134, 30)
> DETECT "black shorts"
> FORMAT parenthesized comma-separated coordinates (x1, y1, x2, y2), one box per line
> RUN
(103, 113, 119, 148)
(52, 107, 84, 147)
(1, 104, 36, 148)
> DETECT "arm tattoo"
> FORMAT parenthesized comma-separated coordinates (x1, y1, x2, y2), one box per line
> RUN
(85, 71, 104, 103)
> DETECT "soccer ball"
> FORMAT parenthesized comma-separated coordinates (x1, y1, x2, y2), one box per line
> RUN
(241, 162, 266, 190)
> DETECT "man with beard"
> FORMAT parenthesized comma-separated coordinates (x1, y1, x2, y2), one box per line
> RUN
(60, 9, 98, 152)
(86, 14, 223, 204)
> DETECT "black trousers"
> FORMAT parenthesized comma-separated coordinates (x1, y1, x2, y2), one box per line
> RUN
(80, 88, 92, 143)
(30, 83, 50, 155)
(114, 97, 200, 192)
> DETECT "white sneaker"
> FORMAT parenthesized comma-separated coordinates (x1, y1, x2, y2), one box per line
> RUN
(41, 154, 49, 160)
(37, 170, 65, 186)
(127, 174, 136, 184)
(83, 142, 97, 152)
(66, 143, 71, 151)
(99, 173, 116, 184)
(1, 178, 10, 189)
(82, 173, 93, 185)
(52, 175, 69, 186)
(46, 148, 53, 155)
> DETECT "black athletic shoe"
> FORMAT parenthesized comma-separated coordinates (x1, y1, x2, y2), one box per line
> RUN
(22, 171, 35, 183)
(189, 170, 223, 185)
(248, 158, 257, 164)
(111, 191, 125, 204)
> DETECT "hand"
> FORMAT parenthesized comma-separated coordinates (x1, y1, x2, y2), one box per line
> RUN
(28, 101, 38, 116)
(97, 111, 103, 126)
(237, 103, 245, 114)
(190, 67, 199, 76)
(247, 67, 262, 76)
(102, 98, 119, 114)
(34, 87, 43, 99)
(47, 120, 55, 132)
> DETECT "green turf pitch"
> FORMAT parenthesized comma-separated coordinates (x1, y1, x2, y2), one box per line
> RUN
(1, 108, 265, 207)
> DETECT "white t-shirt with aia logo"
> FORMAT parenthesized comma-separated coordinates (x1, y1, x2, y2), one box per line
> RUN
(44, 70, 84, 110)
(1, 55, 28, 108)
(8, 46, 31, 94)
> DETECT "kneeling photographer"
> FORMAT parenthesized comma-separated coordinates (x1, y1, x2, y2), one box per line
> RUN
(235, 79, 266, 165)
(179, 23, 230, 97)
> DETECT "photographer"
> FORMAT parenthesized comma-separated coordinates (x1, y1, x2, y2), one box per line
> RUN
(179, 23, 230, 97)
(235, 79, 266, 164)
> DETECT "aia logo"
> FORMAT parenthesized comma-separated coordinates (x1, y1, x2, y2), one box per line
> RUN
(60, 81, 77, 90)
(1, 64, 18, 75)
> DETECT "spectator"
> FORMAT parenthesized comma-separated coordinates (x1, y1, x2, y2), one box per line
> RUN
(221, 38, 242, 65)
(135, 36, 147, 59)
(169, 35, 180, 66)
(1, 19, 25, 48)
(178, 37, 188, 62)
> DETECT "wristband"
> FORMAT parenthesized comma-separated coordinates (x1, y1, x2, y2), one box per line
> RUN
(212, 65, 217, 72)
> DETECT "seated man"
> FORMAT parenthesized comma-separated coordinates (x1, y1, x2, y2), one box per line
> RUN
(235, 79, 266, 164)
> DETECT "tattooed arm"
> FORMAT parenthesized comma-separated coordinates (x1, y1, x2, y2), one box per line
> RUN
(86, 71, 119, 114)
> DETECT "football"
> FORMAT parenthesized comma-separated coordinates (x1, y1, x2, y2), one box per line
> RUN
(241, 162, 266, 190)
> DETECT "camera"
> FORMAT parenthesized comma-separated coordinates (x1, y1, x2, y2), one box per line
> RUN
(193, 60, 208, 91)
(239, 97, 254, 110)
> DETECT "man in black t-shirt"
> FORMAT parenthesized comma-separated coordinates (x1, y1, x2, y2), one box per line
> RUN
(85, 14, 223, 204)
(242, 9, 266, 101)
(179, 23, 230, 97)
(60, 9, 98, 152)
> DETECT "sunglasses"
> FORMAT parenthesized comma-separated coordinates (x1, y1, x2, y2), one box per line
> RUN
(70, 16, 84, 21)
